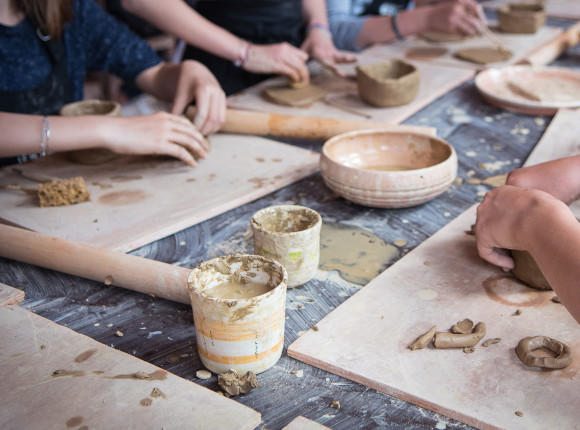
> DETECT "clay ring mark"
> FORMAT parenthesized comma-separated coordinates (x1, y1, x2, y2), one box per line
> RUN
(515, 336, 573, 369)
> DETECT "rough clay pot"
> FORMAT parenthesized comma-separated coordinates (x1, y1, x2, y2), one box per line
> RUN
(187, 254, 287, 374)
(60, 99, 121, 165)
(498, 3, 546, 34)
(251, 205, 322, 288)
(356, 60, 420, 108)
(320, 129, 457, 208)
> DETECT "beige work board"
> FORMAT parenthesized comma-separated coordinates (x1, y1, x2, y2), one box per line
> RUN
(288, 109, 580, 430)
(364, 24, 563, 70)
(0, 134, 319, 252)
(484, 0, 580, 20)
(0, 304, 261, 430)
(227, 52, 474, 124)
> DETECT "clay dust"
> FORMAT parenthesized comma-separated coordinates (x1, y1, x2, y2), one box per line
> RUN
(319, 223, 399, 285)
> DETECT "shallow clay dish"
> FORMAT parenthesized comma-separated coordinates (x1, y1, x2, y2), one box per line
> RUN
(475, 65, 580, 114)
(320, 129, 457, 208)
(356, 60, 420, 107)
(498, 3, 546, 34)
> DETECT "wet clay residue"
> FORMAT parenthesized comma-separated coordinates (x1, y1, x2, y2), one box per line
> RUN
(454, 47, 513, 65)
(319, 223, 399, 285)
(150, 387, 167, 399)
(217, 370, 260, 396)
(262, 84, 326, 107)
(405, 47, 448, 61)
(52, 370, 86, 378)
(203, 279, 271, 299)
(66, 416, 84, 427)
(356, 60, 420, 107)
(420, 31, 471, 43)
(140, 398, 153, 407)
(515, 336, 573, 369)
(482, 275, 547, 307)
(108, 369, 168, 381)
(252, 205, 319, 234)
(74, 348, 98, 363)
(110, 174, 143, 182)
(98, 190, 147, 206)
(511, 250, 551, 290)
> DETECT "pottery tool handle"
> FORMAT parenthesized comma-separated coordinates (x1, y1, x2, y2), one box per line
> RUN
(186, 107, 436, 140)
(0, 224, 192, 304)
(478, 23, 508, 53)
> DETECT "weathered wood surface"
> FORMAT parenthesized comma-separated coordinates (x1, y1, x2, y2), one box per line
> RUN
(0, 17, 578, 430)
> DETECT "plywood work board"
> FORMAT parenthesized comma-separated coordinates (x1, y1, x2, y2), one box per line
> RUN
(484, 0, 580, 20)
(288, 203, 580, 430)
(364, 25, 562, 70)
(227, 52, 474, 124)
(0, 134, 319, 252)
(0, 305, 261, 430)
(0, 283, 24, 307)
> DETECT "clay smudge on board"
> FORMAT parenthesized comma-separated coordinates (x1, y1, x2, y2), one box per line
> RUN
(99, 190, 147, 206)
(66, 416, 84, 427)
(107, 369, 168, 381)
(248, 178, 267, 189)
(74, 348, 98, 363)
(319, 223, 399, 285)
(482, 275, 548, 307)
(110, 174, 143, 182)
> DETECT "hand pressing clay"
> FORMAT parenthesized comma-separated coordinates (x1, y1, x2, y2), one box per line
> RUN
(262, 84, 327, 107)
(515, 336, 573, 369)
(454, 47, 513, 65)
(511, 249, 552, 290)
(419, 31, 471, 43)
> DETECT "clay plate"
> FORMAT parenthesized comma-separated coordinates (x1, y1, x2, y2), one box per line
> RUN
(320, 129, 457, 208)
(475, 65, 580, 115)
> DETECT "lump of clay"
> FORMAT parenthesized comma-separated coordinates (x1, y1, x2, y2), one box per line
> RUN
(511, 250, 551, 290)
(454, 47, 513, 65)
(262, 84, 326, 107)
(408, 325, 437, 350)
(450, 318, 474, 334)
(515, 336, 573, 369)
(356, 59, 420, 108)
(217, 370, 260, 396)
(37, 176, 91, 207)
(419, 31, 471, 43)
(498, 4, 546, 34)
(433, 322, 486, 348)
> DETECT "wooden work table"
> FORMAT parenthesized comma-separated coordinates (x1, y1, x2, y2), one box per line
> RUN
(2, 17, 579, 430)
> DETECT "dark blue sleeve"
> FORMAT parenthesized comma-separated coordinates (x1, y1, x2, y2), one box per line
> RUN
(72, 0, 162, 83)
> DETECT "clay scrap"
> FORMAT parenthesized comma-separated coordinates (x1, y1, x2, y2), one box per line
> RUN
(515, 336, 573, 369)
(454, 47, 513, 65)
(1, 176, 91, 208)
(262, 84, 326, 107)
(408, 319, 487, 350)
(217, 370, 260, 396)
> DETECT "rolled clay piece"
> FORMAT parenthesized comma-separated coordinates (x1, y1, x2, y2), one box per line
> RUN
(262, 84, 326, 107)
(515, 336, 573, 369)
(433, 322, 486, 348)
(511, 249, 551, 290)
(408, 325, 437, 350)
(450, 318, 474, 334)
(454, 47, 513, 65)
(419, 31, 470, 43)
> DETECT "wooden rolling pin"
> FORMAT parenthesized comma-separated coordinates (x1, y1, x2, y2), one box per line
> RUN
(186, 107, 436, 140)
(0, 224, 191, 304)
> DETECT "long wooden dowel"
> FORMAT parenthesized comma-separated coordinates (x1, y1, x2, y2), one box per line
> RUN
(0, 224, 192, 304)
(186, 107, 437, 140)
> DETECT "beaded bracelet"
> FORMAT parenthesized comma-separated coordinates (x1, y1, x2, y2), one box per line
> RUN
(391, 13, 404, 41)
(234, 41, 252, 68)
(306, 22, 332, 38)
(40, 116, 50, 156)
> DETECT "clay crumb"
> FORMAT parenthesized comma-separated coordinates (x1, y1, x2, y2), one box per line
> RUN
(40, 344, 47, 350)
(482, 338, 501, 347)
(196, 369, 212, 380)
(423, 261, 431, 266)
(463, 346, 476, 354)
(552, 295, 562, 304)
(106, 323, 113, 328)
(104, 275, 113, 286)
(115, 330, 124, 337)
(514, 309, 522, 316)
(291, 369, 304, 377)
(133, 371, 150, 379)
(312, 325, 319, 331)
(217, 370, 260, 396)
(451, 318, 474, 334)
(150, 387, 167, 399)
(515, 411, 524, 417)
(330, 400, 341, 409)
(148, 292, 156, 298)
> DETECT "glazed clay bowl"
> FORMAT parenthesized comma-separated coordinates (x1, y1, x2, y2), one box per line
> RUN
(356, 60, 420, 108)
(320, 129, 457, 208)
(497, 3, 546, 34)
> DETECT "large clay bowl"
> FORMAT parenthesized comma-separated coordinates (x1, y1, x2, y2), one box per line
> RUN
(356, 60, 420, 108)
(320, 129, 457, 208)
(498, 3, 546, 34)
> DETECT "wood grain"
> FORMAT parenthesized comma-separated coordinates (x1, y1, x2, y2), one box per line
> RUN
(0, 305, 261, 430)
(0, 134, 319, 252)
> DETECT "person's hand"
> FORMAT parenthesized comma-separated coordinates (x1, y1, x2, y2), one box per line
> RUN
(243, 42, 310, 83)
(103, 112, 209, 167)
(426, 0, 485, 36)
(171, 60, 226, 136)
(475, 185, 564, 270)
(300, 28, 357, 77)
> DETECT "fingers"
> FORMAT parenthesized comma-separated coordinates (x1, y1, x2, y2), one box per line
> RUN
(166, 114, 209, 158)
(476, 242, 515, 271)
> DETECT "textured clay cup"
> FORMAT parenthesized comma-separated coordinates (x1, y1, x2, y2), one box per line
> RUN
(356, 59, 420, 107)
(498, 4, 546, 34)
(188, 254, 287, 375)
(60, 99, 121, 165)
(251, 205, 322, 288)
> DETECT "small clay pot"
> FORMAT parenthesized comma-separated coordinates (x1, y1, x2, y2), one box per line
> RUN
(498, 3, 546, 34)
(60, 99, 122, 165)
(356, 60, 420, 108)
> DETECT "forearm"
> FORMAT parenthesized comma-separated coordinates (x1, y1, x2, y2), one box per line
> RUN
(302, 0, 330, 27)
(121, 0, 245, 62)
(356, 8, 429, 47)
